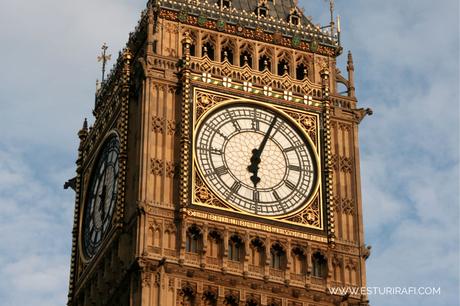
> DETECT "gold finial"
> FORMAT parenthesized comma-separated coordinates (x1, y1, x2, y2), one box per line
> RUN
(97, 43, 111, 82)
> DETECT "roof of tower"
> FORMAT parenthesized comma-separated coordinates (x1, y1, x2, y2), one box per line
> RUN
(151, 0, 338, 48)
(229, 0, 312, 25)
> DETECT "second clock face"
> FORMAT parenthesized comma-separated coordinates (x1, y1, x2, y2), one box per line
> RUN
(195, 103, 318, 217)
(82, 135, 120, 258)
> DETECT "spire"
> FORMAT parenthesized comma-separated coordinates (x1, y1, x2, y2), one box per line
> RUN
(347, 51, 355, 97)
(78, 118, 88, 141)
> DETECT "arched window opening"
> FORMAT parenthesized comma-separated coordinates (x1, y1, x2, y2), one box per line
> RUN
(240, 50, 253, 68)
(312, 252, 327, 278)
(220, 0, 231, 8)
(296, 63, 308, 80)
(221, 46, 234, 64)
(224, 294, 239, 306)
(186, 225, 202, 253)
(208, 230, 222, 258)
(259, 55, 271, 71)
(256, 4, 268, 17)
(202, 42, 215, 60)
(203, 290, 218, 306)
(291, 247, 306, 274)
(277, 59, 289, 76)
(250, 238, 265, 266)
(270, 243, 286, 269)
(246, 297, 259, 306)
(228, 235, 244, 262)
(289, 12, 300, 26)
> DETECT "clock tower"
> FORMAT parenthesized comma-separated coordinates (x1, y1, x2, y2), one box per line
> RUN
(67, 0, 372, 305)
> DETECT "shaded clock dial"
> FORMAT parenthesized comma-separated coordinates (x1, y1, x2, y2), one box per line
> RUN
(82, 135, 120, 258)
(195, 104, 317, 217)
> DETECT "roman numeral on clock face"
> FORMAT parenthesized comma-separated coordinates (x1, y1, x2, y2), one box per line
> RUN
(230, 181, 241, 193)
(214, 166, 228, 176)
(285, 180, 296, 190)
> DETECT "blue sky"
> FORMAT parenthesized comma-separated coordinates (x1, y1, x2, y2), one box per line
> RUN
(0, 0, 458, 305)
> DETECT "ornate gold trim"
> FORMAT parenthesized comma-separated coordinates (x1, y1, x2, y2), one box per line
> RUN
(191, 87, 324, 230)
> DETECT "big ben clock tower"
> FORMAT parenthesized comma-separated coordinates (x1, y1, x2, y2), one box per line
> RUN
(67, 0, 372, 305)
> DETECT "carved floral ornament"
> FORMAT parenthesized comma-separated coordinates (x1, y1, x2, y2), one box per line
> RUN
(189, 65, 321, 108)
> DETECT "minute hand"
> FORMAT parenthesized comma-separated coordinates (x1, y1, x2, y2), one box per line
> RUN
(247, 116, 278, 187)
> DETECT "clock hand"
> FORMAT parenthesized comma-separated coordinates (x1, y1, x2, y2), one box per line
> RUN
(98, 184, 107, 220)
(247, 116, 278, 187)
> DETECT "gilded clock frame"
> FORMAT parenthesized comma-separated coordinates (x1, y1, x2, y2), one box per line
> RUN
(191, 87, 325, 230)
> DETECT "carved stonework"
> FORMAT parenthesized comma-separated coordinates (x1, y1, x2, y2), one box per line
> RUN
(335, 197, 355, 215)
(285, 195, 321, 228)
(167, 119, 178, 135)
(339, 156, 353, 173)
(195, 90, 228, 121)
(194, 173, 229, 209)
(152, 116, 165, 133)
(142, 272, 152, 288)
(151, 158, 164, 176)
(165, 161, 178, 178)
(284, 110, 318, 144)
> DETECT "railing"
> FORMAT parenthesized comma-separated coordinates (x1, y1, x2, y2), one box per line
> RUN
(291, 273, 306, 283)
(248, 265, 264, 274)
(269, 268, 285, 279)
(227, 261, 243, 272)
(164, 248, 177, 257)
(185, 252, 200, 265)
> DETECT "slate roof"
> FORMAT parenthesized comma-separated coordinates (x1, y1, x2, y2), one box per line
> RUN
(230, 0, 312, 26)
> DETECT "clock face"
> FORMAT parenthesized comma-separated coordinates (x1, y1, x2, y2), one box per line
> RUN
(82, 135, 120, 258)
(195, 103, 318, 217)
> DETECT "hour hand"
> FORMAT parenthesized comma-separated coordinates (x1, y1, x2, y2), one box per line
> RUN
(247, 149, 261, 187)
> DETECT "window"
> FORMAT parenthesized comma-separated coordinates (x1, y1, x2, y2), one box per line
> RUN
(296, 63, 308, 80)
(312, 252, 327, 278)
(220, 0, 231, 8)
(257, 4, 268, 17)
(259, 55, 271, 71)
(228, 235, 243, 261)
(240, 51, 253, 67)
(186, 226, 202, 253)
(270, 243, 285, 269)
(289, 13, 300, 26)
(250, 238, 265, 266)
(291, 247, 306, 274)
(208, 230, 222, 258)
(202, 42, 215, 60)
(277, 59, 289, 76)
(221, 47, 234, 64)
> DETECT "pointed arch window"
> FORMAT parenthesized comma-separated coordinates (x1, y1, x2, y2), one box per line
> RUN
(207, 230, 222, 258)
(221, 46, 234, 64)
(220, 0, 231, 8)
(277, 59, 289, 76)
(296, 63, 308, 80)
(250, 238, 265, 266)
(259, 55, 271, 71)
(312, 252, 328, 278)
(228, 235, 244, 262)
(256, 1, 268, 18)
(291, 247, 307, 274)
(270, 243, 286, 269)
(202, 42, 215, 60)
(186, 225, 202, 253)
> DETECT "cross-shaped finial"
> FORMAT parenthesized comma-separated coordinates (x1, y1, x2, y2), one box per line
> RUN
(97, 43, 111, 82)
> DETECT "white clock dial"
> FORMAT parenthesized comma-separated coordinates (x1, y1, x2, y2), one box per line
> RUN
(195, 103, 317, 217)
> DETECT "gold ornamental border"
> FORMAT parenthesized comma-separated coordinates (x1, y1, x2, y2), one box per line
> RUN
(191, 87, 324, 230)
(187, 209, 328, 243)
